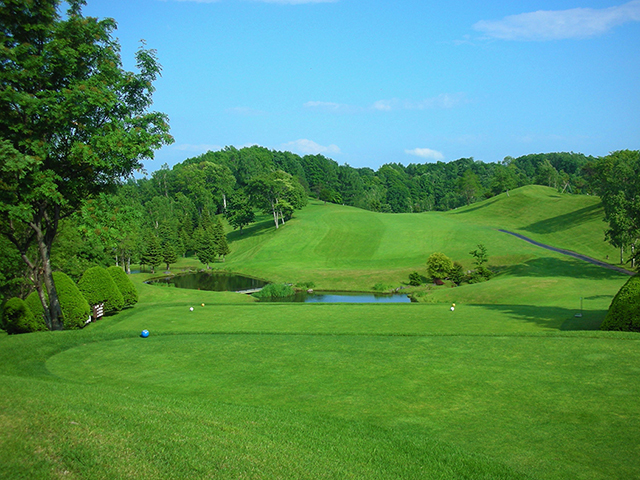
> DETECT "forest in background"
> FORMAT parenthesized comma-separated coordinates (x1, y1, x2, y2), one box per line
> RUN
(0, 146, 601, 302)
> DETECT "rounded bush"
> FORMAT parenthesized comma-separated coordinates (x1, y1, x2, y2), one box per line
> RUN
(78, 266, 124, 314)
(1, 297, 46, 334)
(25, 291, 45, 324)
(427, 252, 453, 281)
(53, 271, 91, 329)
(600, 274, 640, 332)
(107, 266, 138, 308)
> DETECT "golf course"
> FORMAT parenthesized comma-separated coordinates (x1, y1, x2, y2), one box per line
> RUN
(1, 185, 638, 479)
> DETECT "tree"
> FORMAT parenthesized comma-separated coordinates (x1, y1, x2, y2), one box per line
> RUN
(248, 170, 306, 229)
(586, 150, 640, 267)
(194, 226, 217, 268)
(140, 234, 162, 274)
(224, 192, 255, 235)
(162, 241, 177, 271)
(0, 1, 172, 330)
(458, 170, 482, 205)
(427, 252, 453, 281)
(212, 216, 230, 261)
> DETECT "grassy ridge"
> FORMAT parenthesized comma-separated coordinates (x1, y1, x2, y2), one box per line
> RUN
(2, 186, 639, 479)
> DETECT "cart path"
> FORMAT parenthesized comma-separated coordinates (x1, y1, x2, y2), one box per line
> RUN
(498, 229, 635, 276)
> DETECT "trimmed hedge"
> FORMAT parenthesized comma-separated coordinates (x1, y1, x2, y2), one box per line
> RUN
(78, 266, 124, 314)
(601, 274, 640, 332)
(106, 266, 138, 308)
(53, 271, 91, 329)
(24, 273, 92, 330)
(1, 297, 46, 334)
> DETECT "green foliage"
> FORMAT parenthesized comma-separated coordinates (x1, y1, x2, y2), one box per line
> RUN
(0, 1, 172, 329)
(408, 271, 422, 286)
(161, 242, 178, 270)
(106, 266, 139, 308)
(470, 244, 489, 268)
(586, 150, 640, 266)
(427, 252, 453, 281)
(140, 234, 162, 273)
(1, 297, 45, 334)
(252, 283, 295, 299)
(50, 272, 91, 330)
(77, 266, 124, 314)
(25, 273, 91, 330)
(295, 281, 315, 289)
(600, 275, 640, 332)
(449, 262, 465, 285)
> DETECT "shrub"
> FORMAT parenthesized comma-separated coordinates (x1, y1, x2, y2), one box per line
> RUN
(53, 271, 91, 329)
(427, 252, 453, 281)
(78, 266, 124, 314)
(25, 291, 45, 323)
(107, 266, 139, 308)
(1, 297, 46, 334)
(25, 274, 92, 330)
(252, 283, 295, 300)
(600, 274, 640, 332)
(449, 262, 465, 285)
(408, 272, 422, 286)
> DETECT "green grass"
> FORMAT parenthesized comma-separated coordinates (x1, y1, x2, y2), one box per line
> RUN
(2, 186, 639, 479)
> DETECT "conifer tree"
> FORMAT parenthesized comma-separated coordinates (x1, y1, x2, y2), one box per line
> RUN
(141, 235, 162, 273)
(162, 242, 178, 270)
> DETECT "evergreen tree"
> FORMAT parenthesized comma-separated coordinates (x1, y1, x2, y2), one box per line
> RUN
(141, 234, 162, 273)
(213, 217, 230, 261)
(195, 227, 216, 268)
(162, 242, 178, 270)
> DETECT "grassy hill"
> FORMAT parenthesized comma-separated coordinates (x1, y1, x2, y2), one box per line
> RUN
(1, 186, 638, 479)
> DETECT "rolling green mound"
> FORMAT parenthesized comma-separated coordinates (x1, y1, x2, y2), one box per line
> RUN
(2, 186, 639, 479)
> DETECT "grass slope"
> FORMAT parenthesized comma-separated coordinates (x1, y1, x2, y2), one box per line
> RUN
(2, 187, 638, 479)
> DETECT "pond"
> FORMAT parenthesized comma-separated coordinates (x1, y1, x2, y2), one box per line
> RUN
(147, 272, 413, 303)
(263, 291, 413, 303)
(146, 271, 267, 292)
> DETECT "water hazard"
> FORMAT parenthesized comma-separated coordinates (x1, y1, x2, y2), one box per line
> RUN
(147, 272, 412, 303)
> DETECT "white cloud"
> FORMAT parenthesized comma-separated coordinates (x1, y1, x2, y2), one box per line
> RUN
(405, 148, 445, 161)
(474, 0, 640, 41)
(280, 139, 341, 156)
(303, 101, 356, 113)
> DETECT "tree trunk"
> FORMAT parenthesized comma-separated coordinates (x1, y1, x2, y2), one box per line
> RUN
(33, 219, 63, 330)
(620, 245, 624, 265)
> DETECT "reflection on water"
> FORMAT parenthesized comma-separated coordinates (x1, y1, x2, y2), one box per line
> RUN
(147, 272, 267, 292)
(260, 291, 413, 303)
(147, 272, 413, 303)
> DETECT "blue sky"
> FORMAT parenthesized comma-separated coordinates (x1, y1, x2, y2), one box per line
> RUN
(81, 0, 640, 172)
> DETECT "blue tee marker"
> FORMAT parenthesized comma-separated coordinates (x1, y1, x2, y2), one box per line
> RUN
(141, 329, 149, 338)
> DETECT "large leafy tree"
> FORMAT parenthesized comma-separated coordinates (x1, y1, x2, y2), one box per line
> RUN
(0, 0, 173, 330)
(586, 150, 640, 267)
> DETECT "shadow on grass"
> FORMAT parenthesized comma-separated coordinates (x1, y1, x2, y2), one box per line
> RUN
(493, 256, 627, 280)
(450, 196, 502, 215)
(227, 218, 275, 242)
(481, 304, 606, 331)
(522, 203, 602, 235)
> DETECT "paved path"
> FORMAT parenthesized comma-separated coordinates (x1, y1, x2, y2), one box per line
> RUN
(499, 229, 635, 276)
